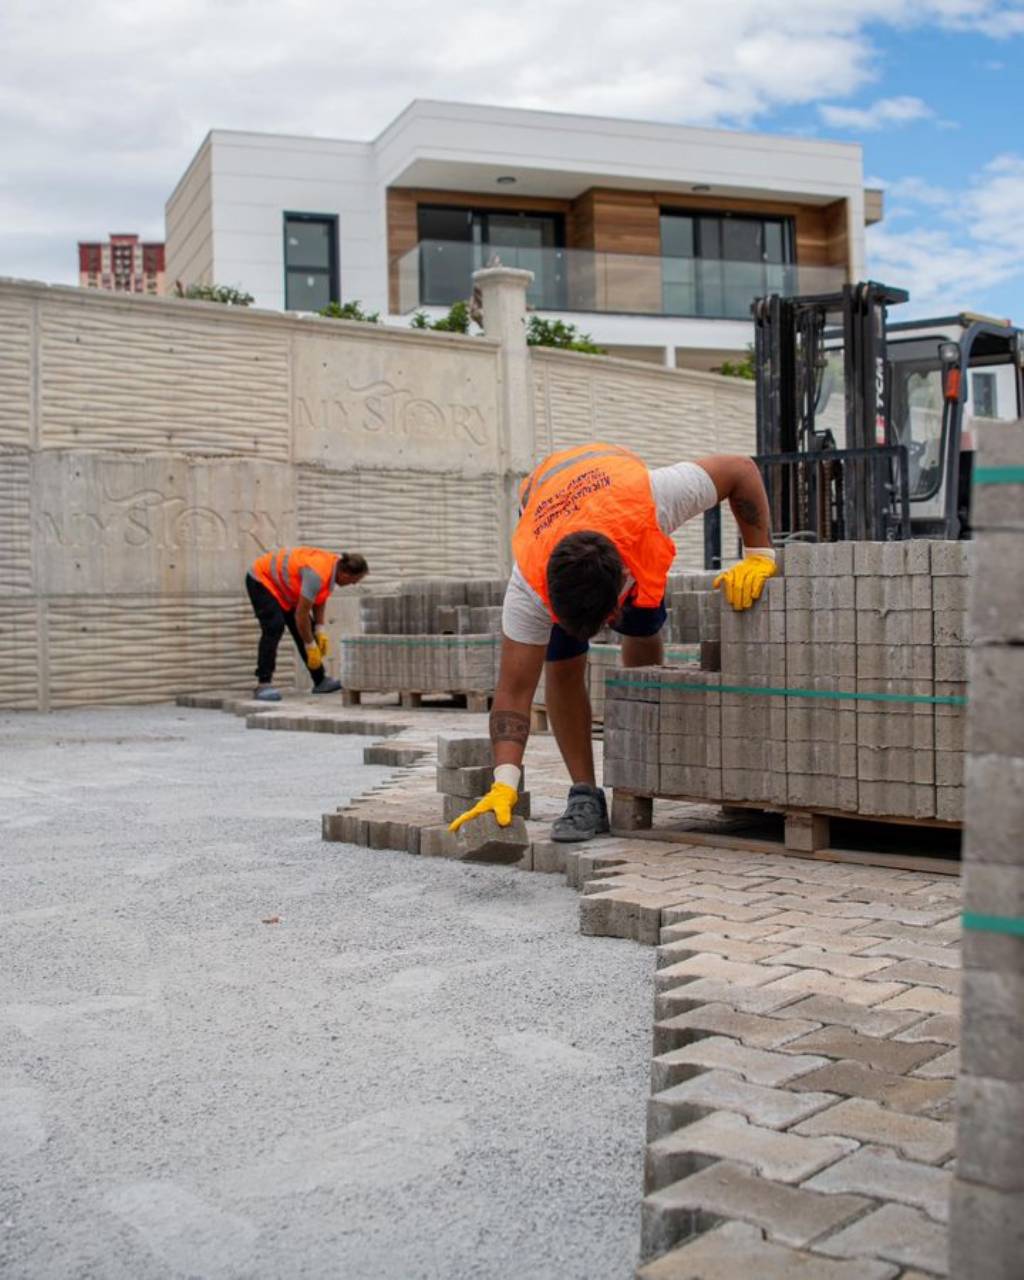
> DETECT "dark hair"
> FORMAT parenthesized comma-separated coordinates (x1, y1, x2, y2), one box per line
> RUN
(546, 531, 623, 641)
(338, 552, 368, 577)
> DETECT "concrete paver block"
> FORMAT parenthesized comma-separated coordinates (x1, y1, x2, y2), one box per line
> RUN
(783, 1025, 945, 1075)
(655, 954, 797, 992)
(759, 970, 909, 1007)
(878, 987, 960, 1016)
(646, 1111, 857, 1188)
(805, 1144, 952, 1222)
(773, 994, 923, 1037)
(650, 1035, 828, 1092)
(816, 1202, 948, 1275)
(641, 1160, 869, 1258)
(436, 734, 492, 767)
(653, 1003, 823, 1054)
(647, 1069, 837, 1140)
(788, 1059, 953, 1114)
(793, 1096, 955, 1164)
(635, 1220, 899, 1280)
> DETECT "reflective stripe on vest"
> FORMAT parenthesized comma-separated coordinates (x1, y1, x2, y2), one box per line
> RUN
(251, 548, 338, 610)
(512, 443, 677, 617)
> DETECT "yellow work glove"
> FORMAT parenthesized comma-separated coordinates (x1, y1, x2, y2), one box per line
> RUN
(315, 628, 331, 659)
(713, 548, 778, 611)
(305, 642, 323, 671)
(449, 782, 518, 832)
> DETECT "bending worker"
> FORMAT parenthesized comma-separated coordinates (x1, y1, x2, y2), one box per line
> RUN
(450, 443, 775, 842)
(246, 547, 368, 702)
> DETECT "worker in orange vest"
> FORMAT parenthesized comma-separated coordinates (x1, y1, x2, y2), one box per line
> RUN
(450, 443, 777, 842)
(246, 547, 368, 702)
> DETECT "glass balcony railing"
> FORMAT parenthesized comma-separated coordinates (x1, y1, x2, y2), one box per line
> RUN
(395, 239, 847, 321)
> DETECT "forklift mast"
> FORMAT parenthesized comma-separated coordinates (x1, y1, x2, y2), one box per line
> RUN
(753, 281, 911, 543)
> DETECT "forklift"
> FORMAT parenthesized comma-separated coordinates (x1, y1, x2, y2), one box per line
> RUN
(749, 281, 1024, 543)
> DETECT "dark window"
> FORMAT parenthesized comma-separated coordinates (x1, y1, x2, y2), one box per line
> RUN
(284, 213, 338, 311)
(971, 371, 998, 418)
(660, 210, 794, 319)
(417, 205, 565, 309)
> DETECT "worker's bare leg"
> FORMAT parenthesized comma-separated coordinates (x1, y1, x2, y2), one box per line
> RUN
(544, 653, 595, 785)
(621, 632, 664, 668)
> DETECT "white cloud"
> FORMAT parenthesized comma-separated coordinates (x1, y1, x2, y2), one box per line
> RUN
(867, 153, 1024, 315)
(819, 96, 934, 130)
(1, 0, 1024, 284)
(883, 177, 954, 206)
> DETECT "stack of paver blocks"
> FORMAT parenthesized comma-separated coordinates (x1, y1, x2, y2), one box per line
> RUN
(782, 543, 858, 812)
(435, 734, 531, 825)
(950, 420, 1024, 1280)
(603, 540, 973, 827)
(720, 574, 787, 806)
(666, 571, 718, 645)
(341, 577, 504, 697)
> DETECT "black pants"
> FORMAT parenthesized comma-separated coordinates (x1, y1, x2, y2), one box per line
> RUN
(245, 574, 324, 686)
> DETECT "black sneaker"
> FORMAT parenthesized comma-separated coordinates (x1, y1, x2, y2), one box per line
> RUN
(551, 783, 610, 843)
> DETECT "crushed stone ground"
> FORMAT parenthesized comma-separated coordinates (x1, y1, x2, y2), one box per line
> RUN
(0, 705, 653, 1280)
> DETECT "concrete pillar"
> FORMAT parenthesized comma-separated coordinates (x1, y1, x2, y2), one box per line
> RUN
(949, 419, 1024, 1280)
(663, 346, 676, 369)
(474, 266, 535, 574)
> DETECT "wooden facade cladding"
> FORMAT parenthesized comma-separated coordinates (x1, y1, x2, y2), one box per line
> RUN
(386, 188, 575, 312)
(386, 185, 851, 314)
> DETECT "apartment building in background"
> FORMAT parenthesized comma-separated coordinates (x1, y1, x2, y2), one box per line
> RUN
(78, 233, 166, 295)
(165, 100, 882, 369)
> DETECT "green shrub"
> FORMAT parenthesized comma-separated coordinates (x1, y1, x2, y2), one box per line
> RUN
(525, 316, 604, 354)
(318, 300, 380, 323)
(178, 283, 254, 307)
(716, 346, 756, 380)
(410, 301, 472, 334)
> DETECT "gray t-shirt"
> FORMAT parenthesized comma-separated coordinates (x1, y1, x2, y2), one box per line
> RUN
(502, 460, 718, 645)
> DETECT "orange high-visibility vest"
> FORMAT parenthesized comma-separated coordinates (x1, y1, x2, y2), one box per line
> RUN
(250, 547, 340, 610)
(512, 443, 676, 617)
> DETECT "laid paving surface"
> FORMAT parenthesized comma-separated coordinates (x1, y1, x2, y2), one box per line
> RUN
(7, 692, 962, 1277)
(198, 690, 963, 1279)
(0, 705, 654, 1280)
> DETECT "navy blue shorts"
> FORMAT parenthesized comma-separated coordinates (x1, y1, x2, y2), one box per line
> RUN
(545, 597, 668, 662)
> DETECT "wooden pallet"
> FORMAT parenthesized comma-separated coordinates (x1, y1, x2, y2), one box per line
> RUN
(609, 788, 962, 876)
(342, 688, 492, 713)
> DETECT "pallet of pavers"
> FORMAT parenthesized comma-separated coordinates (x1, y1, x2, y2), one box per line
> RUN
(340, 576, 505, 710)
(604, 541, 969, 859)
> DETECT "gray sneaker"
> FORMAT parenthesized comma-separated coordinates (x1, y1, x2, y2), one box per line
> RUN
(551, 783, 610, 843)
(253, 685, 282, 702)
(312, 677, 342, 695)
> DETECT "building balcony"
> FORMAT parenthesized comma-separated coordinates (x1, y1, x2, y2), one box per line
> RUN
(393, 239, 847, 322)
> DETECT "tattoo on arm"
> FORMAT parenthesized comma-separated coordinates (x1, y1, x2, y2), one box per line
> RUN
(490, 710, 530, 746)
(733, 496, 764, 529)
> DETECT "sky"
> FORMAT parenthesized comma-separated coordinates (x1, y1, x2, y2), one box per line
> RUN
(1, 0, 1022, 321)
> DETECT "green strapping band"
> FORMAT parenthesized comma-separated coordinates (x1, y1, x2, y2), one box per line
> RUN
(344, 635, 499, 648)
(973, 466, 1024, 485)
(605, 676, 967, 707)
(963, 912, 1024, 938)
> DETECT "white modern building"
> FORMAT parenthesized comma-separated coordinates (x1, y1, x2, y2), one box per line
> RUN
(165, 99, 882, 369)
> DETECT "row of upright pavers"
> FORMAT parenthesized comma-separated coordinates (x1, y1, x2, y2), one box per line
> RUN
(949, 420, 1024, 1280)
(603, 539, 972, 826)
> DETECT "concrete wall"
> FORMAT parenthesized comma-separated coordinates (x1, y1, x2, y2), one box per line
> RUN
(0, 270, 753, 710)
